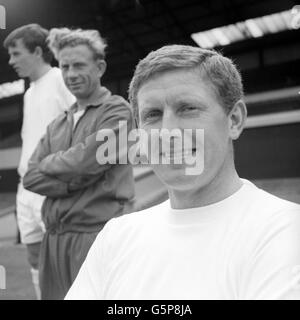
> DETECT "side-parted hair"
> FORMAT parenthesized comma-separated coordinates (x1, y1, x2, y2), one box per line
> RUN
(129, 45, 244, 121)
(3, 23, 53, 64)
(47, 28, 107, 61)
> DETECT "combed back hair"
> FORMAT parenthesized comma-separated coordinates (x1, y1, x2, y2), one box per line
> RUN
(3, 23, 53, 63)
(129, 45, 244, 121)
(47, 28, 107, 61)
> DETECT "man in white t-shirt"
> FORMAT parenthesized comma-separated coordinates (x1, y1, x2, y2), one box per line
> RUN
(3, 24, 75, 299)
(66, 45, 300, 300)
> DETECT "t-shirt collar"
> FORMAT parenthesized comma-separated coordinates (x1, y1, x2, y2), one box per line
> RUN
(166, 179, 254, 225)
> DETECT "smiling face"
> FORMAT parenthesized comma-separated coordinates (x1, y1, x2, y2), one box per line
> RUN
(7, 38, 38, 79)
(137, 68, 233, 192)
(58, 44, 104, 99)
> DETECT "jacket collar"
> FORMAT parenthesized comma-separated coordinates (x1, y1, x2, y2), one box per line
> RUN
(67, 87, 111, 114)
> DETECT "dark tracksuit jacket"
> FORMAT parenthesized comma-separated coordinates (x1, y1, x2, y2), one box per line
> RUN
(23, 87, 135, 299)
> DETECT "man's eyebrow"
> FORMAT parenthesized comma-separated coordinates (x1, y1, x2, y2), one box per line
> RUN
(140, 105, 160, 114)
(175, 98, 209, 109)
(138, 96, 161, 108)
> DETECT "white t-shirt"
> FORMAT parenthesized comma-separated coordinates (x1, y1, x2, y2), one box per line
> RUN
(18, 67, 75, 208)
(73, 109, 85, 129)
(65, 179, 300, 300)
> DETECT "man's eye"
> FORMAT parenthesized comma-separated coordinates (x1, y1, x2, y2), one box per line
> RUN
(181, 105, 197, 112)
(75, 64, 85, 68)
(143, 110, 161, 121)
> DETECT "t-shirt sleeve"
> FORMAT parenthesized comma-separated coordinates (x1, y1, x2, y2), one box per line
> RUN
(240, 208, 300, 300)
(64, 220, 114, 300)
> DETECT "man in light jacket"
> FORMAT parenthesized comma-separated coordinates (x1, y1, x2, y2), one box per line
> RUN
(23, 28, 135, 299)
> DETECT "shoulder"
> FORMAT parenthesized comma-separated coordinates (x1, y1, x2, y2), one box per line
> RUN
(238, 179, 300, 246)
(45, 109, 69, 134)
(46, 68, 70, 94)
(241, 179, 300, 216)
(35, 67, 63, 88)
(106, 92, 130, 108)
(98, 88, 133, 118)
(47, 67, 63, 82)
(99, 200, 169, 240)
(90, 200, 170, 260)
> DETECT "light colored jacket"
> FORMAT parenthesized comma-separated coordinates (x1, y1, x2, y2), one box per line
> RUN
(23, 87, 135, 233)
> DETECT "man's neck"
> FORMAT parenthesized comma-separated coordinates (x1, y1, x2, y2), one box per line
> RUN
(76, 85, 104, 111)
(29, 64, 52, 82)
(169, 156, 243, 209)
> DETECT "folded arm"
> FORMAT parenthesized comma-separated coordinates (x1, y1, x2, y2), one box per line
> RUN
(23, 127, 71, 198)
(38, 101, 133, 186)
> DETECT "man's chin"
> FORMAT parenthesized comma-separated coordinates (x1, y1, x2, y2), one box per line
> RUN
(69, 88, 86, 99)
(15, 71, 25, 78)
(152, 165, 201, 190)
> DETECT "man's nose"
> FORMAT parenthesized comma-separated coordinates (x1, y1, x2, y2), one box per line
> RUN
(66, 68, 78, 79)
(8, 56, 15, 65)
(160, 111, 182, 152)
(161, 110, 180, 131)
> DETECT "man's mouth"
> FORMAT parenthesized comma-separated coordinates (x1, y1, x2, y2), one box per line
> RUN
(69, 83, 81, 87)
(162, 148, 196, 162)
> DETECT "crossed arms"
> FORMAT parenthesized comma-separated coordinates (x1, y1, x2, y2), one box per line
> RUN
(23, 102, 133, 198)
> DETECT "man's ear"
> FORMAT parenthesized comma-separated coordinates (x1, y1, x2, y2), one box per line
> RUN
(228, 100, 247, 140)
(97, 59, 106, 78)
(34, 46, 43, 59)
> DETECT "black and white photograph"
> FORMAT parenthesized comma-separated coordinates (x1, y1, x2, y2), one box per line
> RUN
(0, 0, 299, 303)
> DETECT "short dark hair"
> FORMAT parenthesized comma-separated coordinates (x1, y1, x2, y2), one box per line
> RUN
(3, 24, 53, 64)
(129, 45, 244, 121)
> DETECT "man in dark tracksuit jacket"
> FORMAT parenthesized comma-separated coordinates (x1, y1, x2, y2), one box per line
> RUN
(23, 28, 135, 299)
